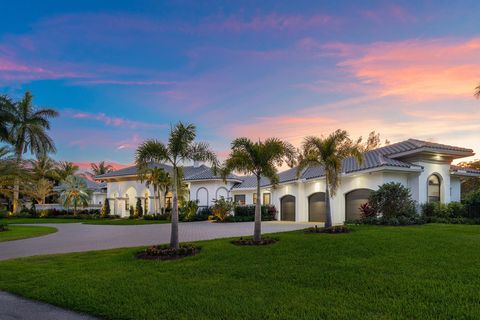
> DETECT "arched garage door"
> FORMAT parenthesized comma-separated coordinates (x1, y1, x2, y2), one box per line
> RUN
(345, 189, 373, 221)
(281, 195, 296, 221)
(309, 192, 326, 222)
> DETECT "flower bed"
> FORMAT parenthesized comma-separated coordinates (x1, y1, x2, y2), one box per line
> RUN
(305, 225, 351, 234)
(136, 244, 200, 260)
(231, 236, 278, 246)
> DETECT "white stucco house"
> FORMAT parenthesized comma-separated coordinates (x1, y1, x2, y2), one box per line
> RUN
(96, 139, 480, 223)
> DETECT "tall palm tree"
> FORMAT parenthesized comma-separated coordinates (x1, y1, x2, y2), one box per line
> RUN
(136, 122, 218, 249)
(86, 161, 114, 180)
(0, 95, 14, 142)
(30, 155, 59, 181)
(475, 83, 480, 99)
(56, 161, 79, 181)
(1, 91, 59, 212)
(221, 138, 296, 242)
(58, 175, 90, 215)
(297, 130, 363, 227)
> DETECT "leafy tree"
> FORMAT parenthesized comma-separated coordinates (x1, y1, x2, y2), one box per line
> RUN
(221, 138, 296, 241)
(358, 131, 390, 152)
(368, 182, 417, 218)
(56, 161, 79, 181)
(136, 122, 218, 249)
(297, 130, 363, 227)
(456, 160, 480, 197)
(0, 91, 58, 212)
(58, 175, 90, 215)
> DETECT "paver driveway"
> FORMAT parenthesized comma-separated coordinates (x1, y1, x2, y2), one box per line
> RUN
(0, 221, 312, 261)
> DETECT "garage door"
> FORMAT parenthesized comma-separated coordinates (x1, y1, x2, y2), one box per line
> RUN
(281, 195, 296, 221)
(345, 189, 373, 221)
(309, 192, 326, 222)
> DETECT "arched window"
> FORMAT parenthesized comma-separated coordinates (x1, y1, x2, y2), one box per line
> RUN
(428, 174, 441, 203)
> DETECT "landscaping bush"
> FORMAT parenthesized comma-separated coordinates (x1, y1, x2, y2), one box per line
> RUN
(355, 215, 426, 226)
(231, 236, 278, 246)
(359, 202, 376, 218)
(136, 244, 200, 260)
(305, 225, 351, 234)
(101, 201, 110, 218)
(369, 182, 417, 218)
(129, 205, 135, 219)
(209, 197, 235, 222)
(135, 198, 143, 218)
(143, 213, 170, 221)
(463, 190, 480, 218)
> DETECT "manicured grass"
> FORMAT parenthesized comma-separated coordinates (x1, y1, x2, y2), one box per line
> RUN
(0, 218, 170, 225)
(0, 224, 479, 319)
(82, 218, 170, 225)
(0, 225, 57, 242)
(0, 218, 91, 224)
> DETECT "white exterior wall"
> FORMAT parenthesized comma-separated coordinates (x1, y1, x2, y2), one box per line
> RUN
(91, 192, 107, 205)
(410, 161, 452, 204)
(450, 177, 462, 202)
(107, 179, 155, 217)
(189, 180, 237, 207)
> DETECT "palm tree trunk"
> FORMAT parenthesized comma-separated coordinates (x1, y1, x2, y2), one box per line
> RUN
(325, 179, 332, 228)
(170, 168, 179, 249)
(152, 186, 157, 215)
(13, 151, 22, 213)
(254, 175, 262, 242)
(158, 189, 162, 214)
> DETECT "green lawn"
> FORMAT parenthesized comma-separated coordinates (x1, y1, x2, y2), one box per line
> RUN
(0, 225, 57, 242)
(0, 224, 479, 319)
(0, 218, 170, 225)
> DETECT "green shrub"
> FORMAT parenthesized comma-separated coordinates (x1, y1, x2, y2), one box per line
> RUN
(129, 205, 135, 219)
(369, 182, 417, 218)
(234, 205, 277, 221)
(101, 201, 111, 218)
(180, 201, 199, 222)
(144, 213, 170, 221)
(135, 198, 143, 218)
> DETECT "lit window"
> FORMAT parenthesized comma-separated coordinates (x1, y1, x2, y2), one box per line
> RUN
(253, 193, 257, 205)
(234, 194, 246, 205)
(428, 174, 441, 203)
(263, 193, 271, 205)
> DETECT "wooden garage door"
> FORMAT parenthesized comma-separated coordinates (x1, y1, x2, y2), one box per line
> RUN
(281, 195, 296, 221)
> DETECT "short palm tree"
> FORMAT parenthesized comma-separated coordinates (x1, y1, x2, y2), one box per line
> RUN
(1, 91, 58, 212)
(30, 178, 55, 204)
(137, 166, 171, 214)
(58, 175, 91, 215)
(56, 161, 80, 181)
(30, 155, 59, 181)
(221, 138, 296, 242)
(297, 130, 363, 227)
(136, 122, 218, 249)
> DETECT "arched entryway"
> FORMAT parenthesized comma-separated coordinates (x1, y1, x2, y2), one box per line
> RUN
(308, 192, 326, 222)
(345, 189, 373, 221)
(281, 195, 296, 221)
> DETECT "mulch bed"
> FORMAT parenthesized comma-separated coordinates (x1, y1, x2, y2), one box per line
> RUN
(136, 244, 201, 260)
(305, 225, 351, 234)
(231, 236, 278, 246)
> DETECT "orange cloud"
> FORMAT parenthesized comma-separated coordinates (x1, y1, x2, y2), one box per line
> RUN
(332, 38, 480, 100)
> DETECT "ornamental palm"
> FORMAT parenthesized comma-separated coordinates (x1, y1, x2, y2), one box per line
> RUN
(58, 175, 91, 215)
(136, 122, 218, 249)
(137, 166, 171, 214)
(56, 161, 80, 181)
(86, 161, 113, 180)
(30, 155, 59, 181)
(297, 130, 363, 227)
(1, 91, 59, 212)
(221, 138, 296, 242)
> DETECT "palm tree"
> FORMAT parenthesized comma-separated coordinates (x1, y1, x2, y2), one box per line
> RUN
(0, 95, 14, 142)
(156, 169, 172, 213)
(297, 130, 363, 228)
(30, 178, 54, 204)
(221, 138, 296, 242)
(135, 122, 218, 249)
(56, 161, 79, 181)
(58, 175, 90, 215)
(137, 166, 170, 214)
(86, 161, 113, 180)
(0, 147, 30, 203)
(1, 91, 59, 212)
(475, 83, 480, 99)
(30, 155, 59, 181)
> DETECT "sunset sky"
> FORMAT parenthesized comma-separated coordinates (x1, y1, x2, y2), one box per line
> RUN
(1, 1, 479, 169)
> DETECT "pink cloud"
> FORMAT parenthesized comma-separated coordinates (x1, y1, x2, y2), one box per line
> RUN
(116, 134, 143, 150)
(361, 4, 417, 24)
(72, 161, 130, 173)
(325, 37, 480, 100)
(72, 112, 167, 129)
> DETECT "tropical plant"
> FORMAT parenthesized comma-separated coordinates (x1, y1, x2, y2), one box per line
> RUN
(181, 200, 199, 221)
(0, 147, 31, 202)
(210, 197, 235, 222)
(297, 129, 363, 227)
(58, 175, 90, 215)
(101, 199, 111, 218)
(56, 161, 79, 181)
(0, 91, 58, 212)
(135, 198, 143, 217)
(221, 137, 296, 241)
(135, 122, 218, 249)
(86, 161, 114, 180)
(30, 178, 54, 204)
(137, 166, 171, 214)
(30, 155, 59, 181)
